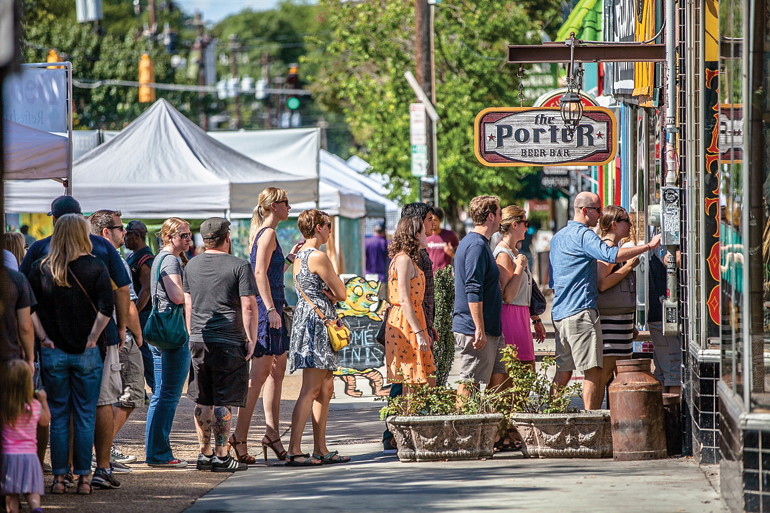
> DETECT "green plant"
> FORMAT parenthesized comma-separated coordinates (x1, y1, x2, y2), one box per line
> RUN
(432, 266, 455, 387)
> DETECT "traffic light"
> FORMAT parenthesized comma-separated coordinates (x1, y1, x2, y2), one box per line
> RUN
(138, 54, 155, 103)
(46, 49, 62, 69)
(286, 64, 299, 88)
(287, 97, 300, 110)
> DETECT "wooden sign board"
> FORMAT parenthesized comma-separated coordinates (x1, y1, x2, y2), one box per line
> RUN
(474, 107, 617, 167)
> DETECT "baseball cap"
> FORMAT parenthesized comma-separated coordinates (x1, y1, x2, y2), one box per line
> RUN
(200, 217, 230, 240)
(126, 220, 148, 237)
(48, 196, 82, 217)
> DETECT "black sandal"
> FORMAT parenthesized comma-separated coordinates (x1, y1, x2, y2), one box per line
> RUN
(285, 453, 321, 467)
(312, 450, 351, 464)
(77, 477, 93, 495)
(50, 476, 66, 494)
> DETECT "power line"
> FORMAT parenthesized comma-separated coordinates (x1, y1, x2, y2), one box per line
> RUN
(72, 77, 312, 95)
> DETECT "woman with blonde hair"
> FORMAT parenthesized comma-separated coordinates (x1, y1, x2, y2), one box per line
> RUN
(230, 188, 303, 463)
(385, 216, 436, 389)
(3, 232, 25, 267)
(286, 209, 348, 466)
(26, 214, 113, 494)
(145, 217, 191, 468)
(596, 205, 640, 395)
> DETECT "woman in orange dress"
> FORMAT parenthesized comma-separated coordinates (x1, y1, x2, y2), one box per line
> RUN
(385, 216, 436, 388)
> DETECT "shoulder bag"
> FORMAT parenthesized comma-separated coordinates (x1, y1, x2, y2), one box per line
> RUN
(597, 263, 637, 316)
(529, 279, 547, 316)
(294, 269, 350, 352)
(68, 268, 109, 360)
(143, 254, 189, 350)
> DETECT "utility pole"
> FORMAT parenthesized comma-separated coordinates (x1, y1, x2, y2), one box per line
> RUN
(148, 0, 156, 33)
(194, 12, 207, 130)
(229, 34, 242, 130)
(261, 51, 271, 128)
(414, 0, 437, 204)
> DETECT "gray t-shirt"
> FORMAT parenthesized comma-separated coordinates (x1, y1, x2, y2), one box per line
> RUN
(493, 245, 532, 307)
(150, 250, 183, 313)
(182, 252, 258, 346)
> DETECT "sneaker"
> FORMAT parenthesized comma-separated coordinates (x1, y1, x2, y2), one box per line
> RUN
(147, 458, 187, 468)
(196, 453, 214, 471)
(111, 445, 137, 464)
(110, 460, 132, 474)
(211, 454, 248, 473)
(383, 437, 398, 455)
(91, 467, 121, 489)
(64, 471, 75, 488)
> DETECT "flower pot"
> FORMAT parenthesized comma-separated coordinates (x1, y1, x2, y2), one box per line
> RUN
(510, 410, 613, 458)
(386, 413, 504, 462)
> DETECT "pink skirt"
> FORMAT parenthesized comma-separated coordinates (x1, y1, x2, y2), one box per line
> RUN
(501, 304, 534, 361)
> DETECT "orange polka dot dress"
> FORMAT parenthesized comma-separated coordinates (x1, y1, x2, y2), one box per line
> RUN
(385, 259, 436, 384)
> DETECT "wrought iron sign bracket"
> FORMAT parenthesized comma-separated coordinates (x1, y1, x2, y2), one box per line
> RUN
(507, 41, 666, 65)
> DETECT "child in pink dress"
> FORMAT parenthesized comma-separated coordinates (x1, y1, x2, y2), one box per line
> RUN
(1, 359, 50, 513)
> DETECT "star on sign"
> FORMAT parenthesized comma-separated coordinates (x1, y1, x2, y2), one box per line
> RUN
(488, 134, 495, 141)
(597, 132, 604, 139)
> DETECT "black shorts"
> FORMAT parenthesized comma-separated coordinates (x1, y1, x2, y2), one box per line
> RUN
(189, 342, 249, 408)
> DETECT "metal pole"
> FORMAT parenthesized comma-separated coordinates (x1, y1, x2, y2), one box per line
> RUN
(229, 34, 242, 130)
(663, 0, 678, 335)
(67, 61, 73, 195)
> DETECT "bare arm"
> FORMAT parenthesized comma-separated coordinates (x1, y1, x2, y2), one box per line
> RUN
(127, 301, 143, 346)
(136, 264, 151, 312)
(184, 292, 192, 334)
(35, 392, 51, 427)
(30, 312, 48, 342)
(468, 302, 486, 350)
(254, 230, 282, 330)
(498, 253, 527, 304)
(86, 312, 112, 349)
(615, 233, 661, 262)
(306, 251, 347, 302)
(16, 307, 34, 368)
(115, 285, 130, 348)
(394, 255, 430, 352)
(162, 273, 186, 305)
(597, 258, 638, 292)
(240, 295, 259, 360)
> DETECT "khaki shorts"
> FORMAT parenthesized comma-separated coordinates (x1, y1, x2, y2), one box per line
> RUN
(454, 332, 506, 384)
(553, 309, 603, 372)
(115, 337, 145, 409)
(97, 345, 123, 407)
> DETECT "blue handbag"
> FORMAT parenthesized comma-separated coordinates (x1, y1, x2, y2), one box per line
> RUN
(143, 254, 188, 350)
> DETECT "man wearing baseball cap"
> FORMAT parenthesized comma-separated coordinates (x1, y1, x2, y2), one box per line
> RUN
(125, 220, 156, 394)
(183, 218, 259, 472)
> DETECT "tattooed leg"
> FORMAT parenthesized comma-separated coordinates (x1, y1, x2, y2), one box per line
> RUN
(194, 405, 214, 455)
(212, 406, 232, 458)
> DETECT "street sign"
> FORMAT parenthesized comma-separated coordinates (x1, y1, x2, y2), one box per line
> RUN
(411, 144, 427, 177)
(410, 103, 426, 145)
(3, 67, 68, 132)
(539, 167, 571, 189)
(474, 107, 617, 167)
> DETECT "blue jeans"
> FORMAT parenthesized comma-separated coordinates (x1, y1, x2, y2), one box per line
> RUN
(41, 346, 103, 476)
(145, 343, 190, 464)
(139, 310, 155, 393)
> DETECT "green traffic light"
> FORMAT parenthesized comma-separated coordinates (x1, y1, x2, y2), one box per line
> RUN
(287, 97, 300, 110)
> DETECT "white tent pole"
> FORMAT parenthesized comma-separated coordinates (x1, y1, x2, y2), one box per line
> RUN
(66, 62, 73, 195)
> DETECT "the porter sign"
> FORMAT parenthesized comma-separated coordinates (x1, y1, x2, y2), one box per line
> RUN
(474, 107, 617, 167)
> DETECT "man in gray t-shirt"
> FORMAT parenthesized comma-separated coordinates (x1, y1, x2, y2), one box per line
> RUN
(183, 218, 259, 473)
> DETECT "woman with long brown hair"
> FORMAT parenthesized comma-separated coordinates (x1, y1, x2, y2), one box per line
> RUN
(230, 188, 304, 463)
(385, 216, 436, 389)
(145, 217, 191, 468)
(27, 214, 113, 494)
(596, 205, 640, 395)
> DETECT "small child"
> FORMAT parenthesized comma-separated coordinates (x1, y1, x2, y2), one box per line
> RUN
(1, 359, 50, 513)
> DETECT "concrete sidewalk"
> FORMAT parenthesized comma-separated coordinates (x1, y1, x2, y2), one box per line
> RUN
(186, 404, 724, 513)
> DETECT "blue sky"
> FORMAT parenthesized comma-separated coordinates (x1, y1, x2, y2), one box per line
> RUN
(174, 0, 304, 23)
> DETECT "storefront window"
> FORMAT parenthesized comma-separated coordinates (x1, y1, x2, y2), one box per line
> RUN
(718, 0, 745, 400)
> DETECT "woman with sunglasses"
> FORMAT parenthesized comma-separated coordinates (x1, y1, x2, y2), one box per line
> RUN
(229, 188, 304, 464)
(145, 217, 192, 468)
(596, 206, 640, 396)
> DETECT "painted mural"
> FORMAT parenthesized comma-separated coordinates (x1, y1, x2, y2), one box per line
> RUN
(704, 61, 721, 338)
(333, 276, 391, 397)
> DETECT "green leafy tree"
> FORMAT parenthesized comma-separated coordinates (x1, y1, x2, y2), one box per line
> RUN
(308, 0, 544, 217)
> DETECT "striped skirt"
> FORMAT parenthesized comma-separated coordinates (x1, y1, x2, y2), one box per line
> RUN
(600, 313, 634, 357)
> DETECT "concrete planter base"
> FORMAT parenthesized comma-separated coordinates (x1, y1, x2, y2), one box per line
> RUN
(386, 414, 504, 462)
(511, 410, 613, 458)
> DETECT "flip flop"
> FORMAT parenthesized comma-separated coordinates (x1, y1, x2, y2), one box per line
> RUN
(285, 453, 321, 467)
(312, 450, 351, 464)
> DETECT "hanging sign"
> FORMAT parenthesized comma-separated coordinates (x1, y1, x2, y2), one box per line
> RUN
(410, 103, 426, 145)
(411, 144, 428, 177)
(474, 107, 617, 167)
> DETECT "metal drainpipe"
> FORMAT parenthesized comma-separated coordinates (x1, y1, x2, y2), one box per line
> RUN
(663, 0, 679, 335)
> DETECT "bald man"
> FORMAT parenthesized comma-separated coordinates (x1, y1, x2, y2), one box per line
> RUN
(549, 192, 661, 410)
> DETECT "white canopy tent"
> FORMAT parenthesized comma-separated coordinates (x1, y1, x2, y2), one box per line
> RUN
(5, 100, 318, 217)
(3, 120, 68, 180)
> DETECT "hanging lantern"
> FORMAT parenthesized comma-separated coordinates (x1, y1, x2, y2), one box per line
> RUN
(559, 90, 583, 129)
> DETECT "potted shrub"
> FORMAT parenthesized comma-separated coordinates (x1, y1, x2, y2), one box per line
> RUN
(432, 266, 456, 387)
(497, 348, 613, 459)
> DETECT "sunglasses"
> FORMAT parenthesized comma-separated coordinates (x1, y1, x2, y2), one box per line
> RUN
(617, 217, 631, 224)
(107, 225, 124, 231)
(177, 233, 192, 240)
(583, 206, 603, 213)
(275, 200, 289, 206)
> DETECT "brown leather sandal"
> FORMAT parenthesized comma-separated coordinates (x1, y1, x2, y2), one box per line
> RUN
(262, 436, 288, 461)
(228, 434, 257, 465)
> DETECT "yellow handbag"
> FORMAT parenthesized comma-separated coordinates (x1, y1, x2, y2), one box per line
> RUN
(295, 278, 351, 352)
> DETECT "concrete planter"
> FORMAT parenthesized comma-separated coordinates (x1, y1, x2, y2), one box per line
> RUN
(511, 410, 613, 458)
(386, 413, 504, 462)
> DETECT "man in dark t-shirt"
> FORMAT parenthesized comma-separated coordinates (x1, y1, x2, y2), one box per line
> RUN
(0, 268, 36, 367)
(125, 220, 156, 393)
(183, 218, 259, 473)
